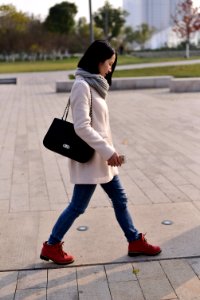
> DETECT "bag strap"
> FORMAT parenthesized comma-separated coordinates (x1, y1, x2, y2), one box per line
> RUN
(62, 88, 92, 126)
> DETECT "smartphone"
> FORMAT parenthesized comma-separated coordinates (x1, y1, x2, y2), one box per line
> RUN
(119, 155, 126, 164)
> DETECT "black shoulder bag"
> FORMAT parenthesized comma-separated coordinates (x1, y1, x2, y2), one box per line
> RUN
(43, 91, 95, 163)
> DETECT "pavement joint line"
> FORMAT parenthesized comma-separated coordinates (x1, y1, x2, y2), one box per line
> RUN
(1, 254, 200, 273)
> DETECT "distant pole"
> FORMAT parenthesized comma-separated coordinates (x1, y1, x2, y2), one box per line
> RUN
(105, 5, 108, 40)
(89, 0, 94, 43)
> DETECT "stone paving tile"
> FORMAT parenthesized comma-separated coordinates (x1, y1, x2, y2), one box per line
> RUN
(188, 258, 200, 279)
(15, 289, 46, 300)
(120, 173, 152, 205)
(177, 184, 200, 202)
(149, 173, 190, 203)
(0, 179, 11, 200)
(128, 169, 170, 204)
(109, 281, 145, 300)
(10, 183, 29, 212)
(0, 199, 9, 212)
(161, 260, 200, 300)
(0, 212, 39, 270)
(105, 263, 136, 282)
(0, 271, 18, 300)
(17, 270, 47, 289)
(134, 261, 177, 300)
(105, 264, 145, 300)
(193, 201, 200, 212)
(47, 268, 78, 300)
(77, 265, 111, 300)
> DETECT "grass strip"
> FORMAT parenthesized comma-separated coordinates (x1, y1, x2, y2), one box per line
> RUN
(114, 64, 200, 78)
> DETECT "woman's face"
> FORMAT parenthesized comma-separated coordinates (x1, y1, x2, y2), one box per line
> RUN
(98, 54, 116, 77)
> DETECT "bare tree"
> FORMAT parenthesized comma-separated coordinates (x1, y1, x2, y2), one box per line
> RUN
(172, 0, 200, 58)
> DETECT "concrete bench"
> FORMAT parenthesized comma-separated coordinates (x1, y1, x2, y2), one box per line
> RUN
(0, 78, 17, 84)
(170, 78, 200, 93)
(56, 76, 172, 92)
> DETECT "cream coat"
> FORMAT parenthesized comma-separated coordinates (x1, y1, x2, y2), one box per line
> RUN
(68, 76, 118, 184)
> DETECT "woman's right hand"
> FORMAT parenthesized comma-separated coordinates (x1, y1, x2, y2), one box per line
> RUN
(107, 152, 123, 167)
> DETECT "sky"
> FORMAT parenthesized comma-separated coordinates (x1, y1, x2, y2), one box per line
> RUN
(0, 0, 123, 20)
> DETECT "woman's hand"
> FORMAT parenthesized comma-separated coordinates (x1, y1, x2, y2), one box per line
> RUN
(107, 152, 123, 167)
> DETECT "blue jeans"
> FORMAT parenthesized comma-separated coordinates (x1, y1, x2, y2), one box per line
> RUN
(48, 175, 139, 244)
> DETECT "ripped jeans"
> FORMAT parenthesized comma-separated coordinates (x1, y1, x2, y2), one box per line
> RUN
(48, 175, 139, 244)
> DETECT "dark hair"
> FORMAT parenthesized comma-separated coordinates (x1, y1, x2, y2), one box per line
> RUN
(78, 40, 117, 86)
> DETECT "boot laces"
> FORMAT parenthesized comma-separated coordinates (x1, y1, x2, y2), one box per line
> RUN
(142, 233, 153, 249)
(58, 242, 68, 257)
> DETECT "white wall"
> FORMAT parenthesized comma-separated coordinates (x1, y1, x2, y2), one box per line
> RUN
(123, 0, 200, 49)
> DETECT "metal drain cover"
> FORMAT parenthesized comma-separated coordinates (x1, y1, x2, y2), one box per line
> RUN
(161, 220, 173, 225)
(77, 226, 88, 231)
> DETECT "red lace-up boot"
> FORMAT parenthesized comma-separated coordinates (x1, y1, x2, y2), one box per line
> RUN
(40, 241, 74, 265)
(128, 233, 161, 256)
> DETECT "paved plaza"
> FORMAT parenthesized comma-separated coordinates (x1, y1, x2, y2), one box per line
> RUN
(0, 71, 200, 299)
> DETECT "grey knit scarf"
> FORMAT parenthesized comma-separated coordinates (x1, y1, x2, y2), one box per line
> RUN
(75, 68, 109, 99)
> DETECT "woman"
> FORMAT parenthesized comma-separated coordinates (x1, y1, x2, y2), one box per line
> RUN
(40, 40, 161, 265)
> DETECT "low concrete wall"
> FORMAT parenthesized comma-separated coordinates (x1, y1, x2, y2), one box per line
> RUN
(56, 80, 73, 93)
(170, 78, 200, 93)
(56, 76, 172, 93)
(110, 76, 172, 90)
(0, 78, 17, 84)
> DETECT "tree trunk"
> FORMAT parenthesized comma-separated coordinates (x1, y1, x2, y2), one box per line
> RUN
(185, 42, 190, 59)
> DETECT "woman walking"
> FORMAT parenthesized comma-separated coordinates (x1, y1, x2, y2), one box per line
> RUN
(40, 40, 161, 264)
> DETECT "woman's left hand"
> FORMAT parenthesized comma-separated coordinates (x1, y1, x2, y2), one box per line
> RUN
(107, 152, 123, 167)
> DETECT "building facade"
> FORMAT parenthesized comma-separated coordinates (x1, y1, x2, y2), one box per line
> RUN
(123, 0, 200, 49)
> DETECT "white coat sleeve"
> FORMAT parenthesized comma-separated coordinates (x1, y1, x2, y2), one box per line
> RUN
(70, 80, 115, 160)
